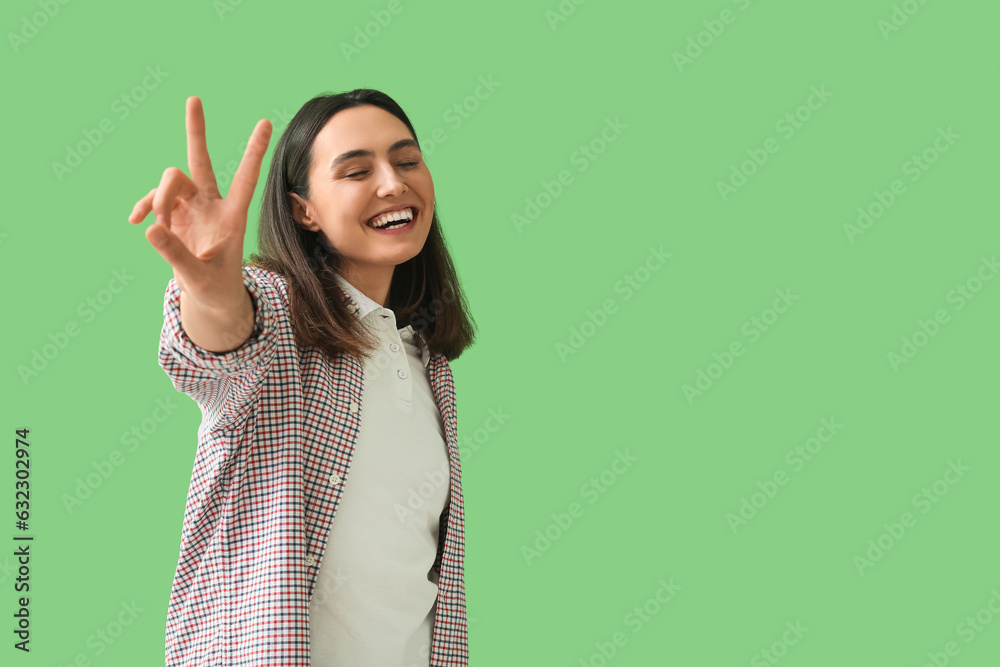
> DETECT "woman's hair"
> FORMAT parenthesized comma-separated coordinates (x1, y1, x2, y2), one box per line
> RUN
(246, 88, 476, 363)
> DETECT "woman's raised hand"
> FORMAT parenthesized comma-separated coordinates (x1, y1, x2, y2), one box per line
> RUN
(128, 96, 272, 310)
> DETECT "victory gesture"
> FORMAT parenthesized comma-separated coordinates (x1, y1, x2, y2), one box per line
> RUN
(129, 96, 272, 352)
(128, 96, 272, 311)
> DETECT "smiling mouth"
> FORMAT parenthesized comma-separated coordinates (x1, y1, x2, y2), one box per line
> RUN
(366, 206, 417, 229)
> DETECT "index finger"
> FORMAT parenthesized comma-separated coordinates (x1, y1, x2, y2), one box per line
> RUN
(227, 118, 273, 208)
(186, 96, 219, 193)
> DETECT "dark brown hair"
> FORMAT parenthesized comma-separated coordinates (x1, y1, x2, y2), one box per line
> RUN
(245, 88, 476, 362)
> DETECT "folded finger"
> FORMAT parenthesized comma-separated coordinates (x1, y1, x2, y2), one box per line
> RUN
(129, 187, 158, 224)
(152, 167, 198, 228)
(145, 222, 200, 279)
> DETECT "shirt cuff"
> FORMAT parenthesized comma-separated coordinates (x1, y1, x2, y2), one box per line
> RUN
(159, 267, 277, 378)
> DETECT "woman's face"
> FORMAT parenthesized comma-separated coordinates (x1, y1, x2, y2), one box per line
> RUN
(289, 104, 434, 287)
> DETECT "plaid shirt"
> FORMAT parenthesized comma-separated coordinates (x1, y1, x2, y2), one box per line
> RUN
(158, 266, 468, 666)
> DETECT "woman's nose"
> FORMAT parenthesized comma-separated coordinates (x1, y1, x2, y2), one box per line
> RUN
(375, 162, 406, 195)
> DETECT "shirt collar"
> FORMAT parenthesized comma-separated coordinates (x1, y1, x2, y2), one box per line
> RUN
(334, 272, 430, 368)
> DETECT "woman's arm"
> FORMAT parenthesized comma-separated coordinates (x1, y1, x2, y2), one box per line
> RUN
(179, 278, 254, 353)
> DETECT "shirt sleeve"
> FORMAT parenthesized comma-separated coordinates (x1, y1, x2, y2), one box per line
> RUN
(157, 267, 278, 429)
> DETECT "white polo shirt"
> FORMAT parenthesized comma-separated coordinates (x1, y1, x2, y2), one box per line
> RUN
(309, 273, 451, 667)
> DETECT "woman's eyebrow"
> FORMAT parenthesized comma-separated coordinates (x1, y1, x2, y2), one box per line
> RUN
(329, 139, 420, 171)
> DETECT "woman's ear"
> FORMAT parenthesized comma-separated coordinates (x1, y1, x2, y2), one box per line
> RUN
(288, 192, 319, 232)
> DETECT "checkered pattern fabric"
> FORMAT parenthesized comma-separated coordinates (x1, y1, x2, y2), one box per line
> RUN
(158, 266, 468, 666)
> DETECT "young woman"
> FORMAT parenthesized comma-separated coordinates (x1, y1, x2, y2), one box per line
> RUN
(128, 90, 476, 667)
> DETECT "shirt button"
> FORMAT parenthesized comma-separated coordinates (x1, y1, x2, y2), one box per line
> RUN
(348, 401, 359, 414)
(390, 343, 400, 352)
(330, 473, 341, 485)
(397, 368, 408, 379)
(306, 555, 316, 566)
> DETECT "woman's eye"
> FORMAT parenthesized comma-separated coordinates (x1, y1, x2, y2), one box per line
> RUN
(345, 162, 419, 178)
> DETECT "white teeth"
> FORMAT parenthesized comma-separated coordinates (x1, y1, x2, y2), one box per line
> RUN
(369, 207, 414, 228)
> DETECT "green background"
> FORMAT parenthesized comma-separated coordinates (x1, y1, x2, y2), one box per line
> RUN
(3, 0, 999, 664)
